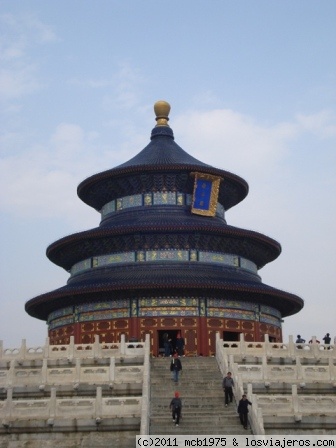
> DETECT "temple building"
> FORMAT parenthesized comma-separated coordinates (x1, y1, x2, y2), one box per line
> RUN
(25, 101, 303, 356)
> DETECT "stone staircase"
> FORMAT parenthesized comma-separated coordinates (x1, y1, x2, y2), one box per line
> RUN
(149, 357, 252, 435)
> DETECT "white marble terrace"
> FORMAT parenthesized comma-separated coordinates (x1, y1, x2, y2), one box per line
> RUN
(0, 334, 335, 435)
(0, 334, 151, 434)
(216, 333, 336, 435)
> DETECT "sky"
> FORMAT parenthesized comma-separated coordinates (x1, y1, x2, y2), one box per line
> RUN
(0, 1, 335, 348)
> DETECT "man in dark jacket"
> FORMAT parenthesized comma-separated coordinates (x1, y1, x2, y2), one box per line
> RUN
(163, 332, 170, 357)
(323, 333, 331, 349)
(170, 391, 182, 426)
(170, 353, 182, 383)
(175, 332, 185, 357)
(222, 371, 234, 406)
(237, 394, 252, 429)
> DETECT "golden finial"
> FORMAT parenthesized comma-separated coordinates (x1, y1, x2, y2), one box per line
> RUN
(154, 100, 171, 127)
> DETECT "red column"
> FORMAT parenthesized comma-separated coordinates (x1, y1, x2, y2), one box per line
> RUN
(198, 316, 209, 356)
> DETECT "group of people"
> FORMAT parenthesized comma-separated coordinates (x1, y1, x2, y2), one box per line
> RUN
(168, 369, 252, 430)
(222, 371, 252, 429)
(296, 333, 334, 347)
(163, 332, 185, 357)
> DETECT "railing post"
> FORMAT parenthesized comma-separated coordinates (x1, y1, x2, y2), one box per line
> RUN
(109, 357, 115, 382)
(75, 357, 81, 384)
(44, 337, 50, 358)
(296, 356, 303, 380)
(262, 355, 268, 381)
(93, 334, 100, 359)
(292, 384, 301, 421)
(20, 339, 26, 359)
(215, 335, 228, 376)
(140, 336, 151, 435)
(7, 359, 15, 387)
(239, 332, 246, 357)
(69, 335, 75, 359)
(145, 333, 150, 352)
(120, 334, 126, 355)
(5, 387, 13, 422)
(228, 354, 234, 370)
(329, 357, 335, 382)
(41, 358, 48, 386)
(288, 335, 295, 358)
(95, 386, 102, 420)
(50, 387, 56, 418)
(311, 336, 320, 359)
(265, 334, 273, 357)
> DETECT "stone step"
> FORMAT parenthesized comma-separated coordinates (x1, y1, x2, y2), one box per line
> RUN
(150, 423, 252, 436)
(152, 362, 219, 368)
(151, 374, 221, 379)
(150, 428, 250, 435)
(152, 360, 219, 365)
(151, 357, 217, 362)
(151, 374, 223, 381)
(151, 360, 219, 368)
(151, 378, 221, 385)
(152, 408, 238, 416)
(151, 398, 230, 409)
(151, 414, 240, 423)
(151, 363, 220, 369)
(151, 367, 220, 372)
(151, 384, 223, 389)
(150, 391, 225, 397)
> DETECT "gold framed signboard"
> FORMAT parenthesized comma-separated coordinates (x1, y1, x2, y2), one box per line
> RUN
(191, 172, 222, 217)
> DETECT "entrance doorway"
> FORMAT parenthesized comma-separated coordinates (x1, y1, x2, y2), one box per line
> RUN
(223, 331, 241, 342)
(157, 330, 180, 357)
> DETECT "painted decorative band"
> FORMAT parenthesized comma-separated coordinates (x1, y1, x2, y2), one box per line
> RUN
(70, 250, 258, 277)
(100, 192, 225, 218)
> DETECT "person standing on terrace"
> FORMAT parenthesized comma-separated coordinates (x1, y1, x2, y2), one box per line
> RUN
(323, 333, 331, 349)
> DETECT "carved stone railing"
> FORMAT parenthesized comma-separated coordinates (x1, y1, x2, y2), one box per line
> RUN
(0, 386, 142, 428)
(255, 384, 336, 421)
(219, 334, 335, 361)
(231, 356, 336, 385)
(0, 359, 144, 389)
(0, 334, 147, 361)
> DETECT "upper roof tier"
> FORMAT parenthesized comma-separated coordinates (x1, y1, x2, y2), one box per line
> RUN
(77, 101, 249, 211)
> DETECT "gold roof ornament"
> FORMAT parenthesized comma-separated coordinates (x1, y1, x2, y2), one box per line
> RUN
(154, 100, 171, 127)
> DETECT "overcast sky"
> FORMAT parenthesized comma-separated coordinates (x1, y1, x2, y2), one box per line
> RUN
(1, 1, 335, 348)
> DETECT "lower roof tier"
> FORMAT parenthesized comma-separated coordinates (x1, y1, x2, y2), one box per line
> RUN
(25, 263, 303, 320)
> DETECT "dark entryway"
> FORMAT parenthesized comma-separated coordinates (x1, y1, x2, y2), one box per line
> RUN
(158, 330, 180, 356)
(223, 331, 241, 341)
